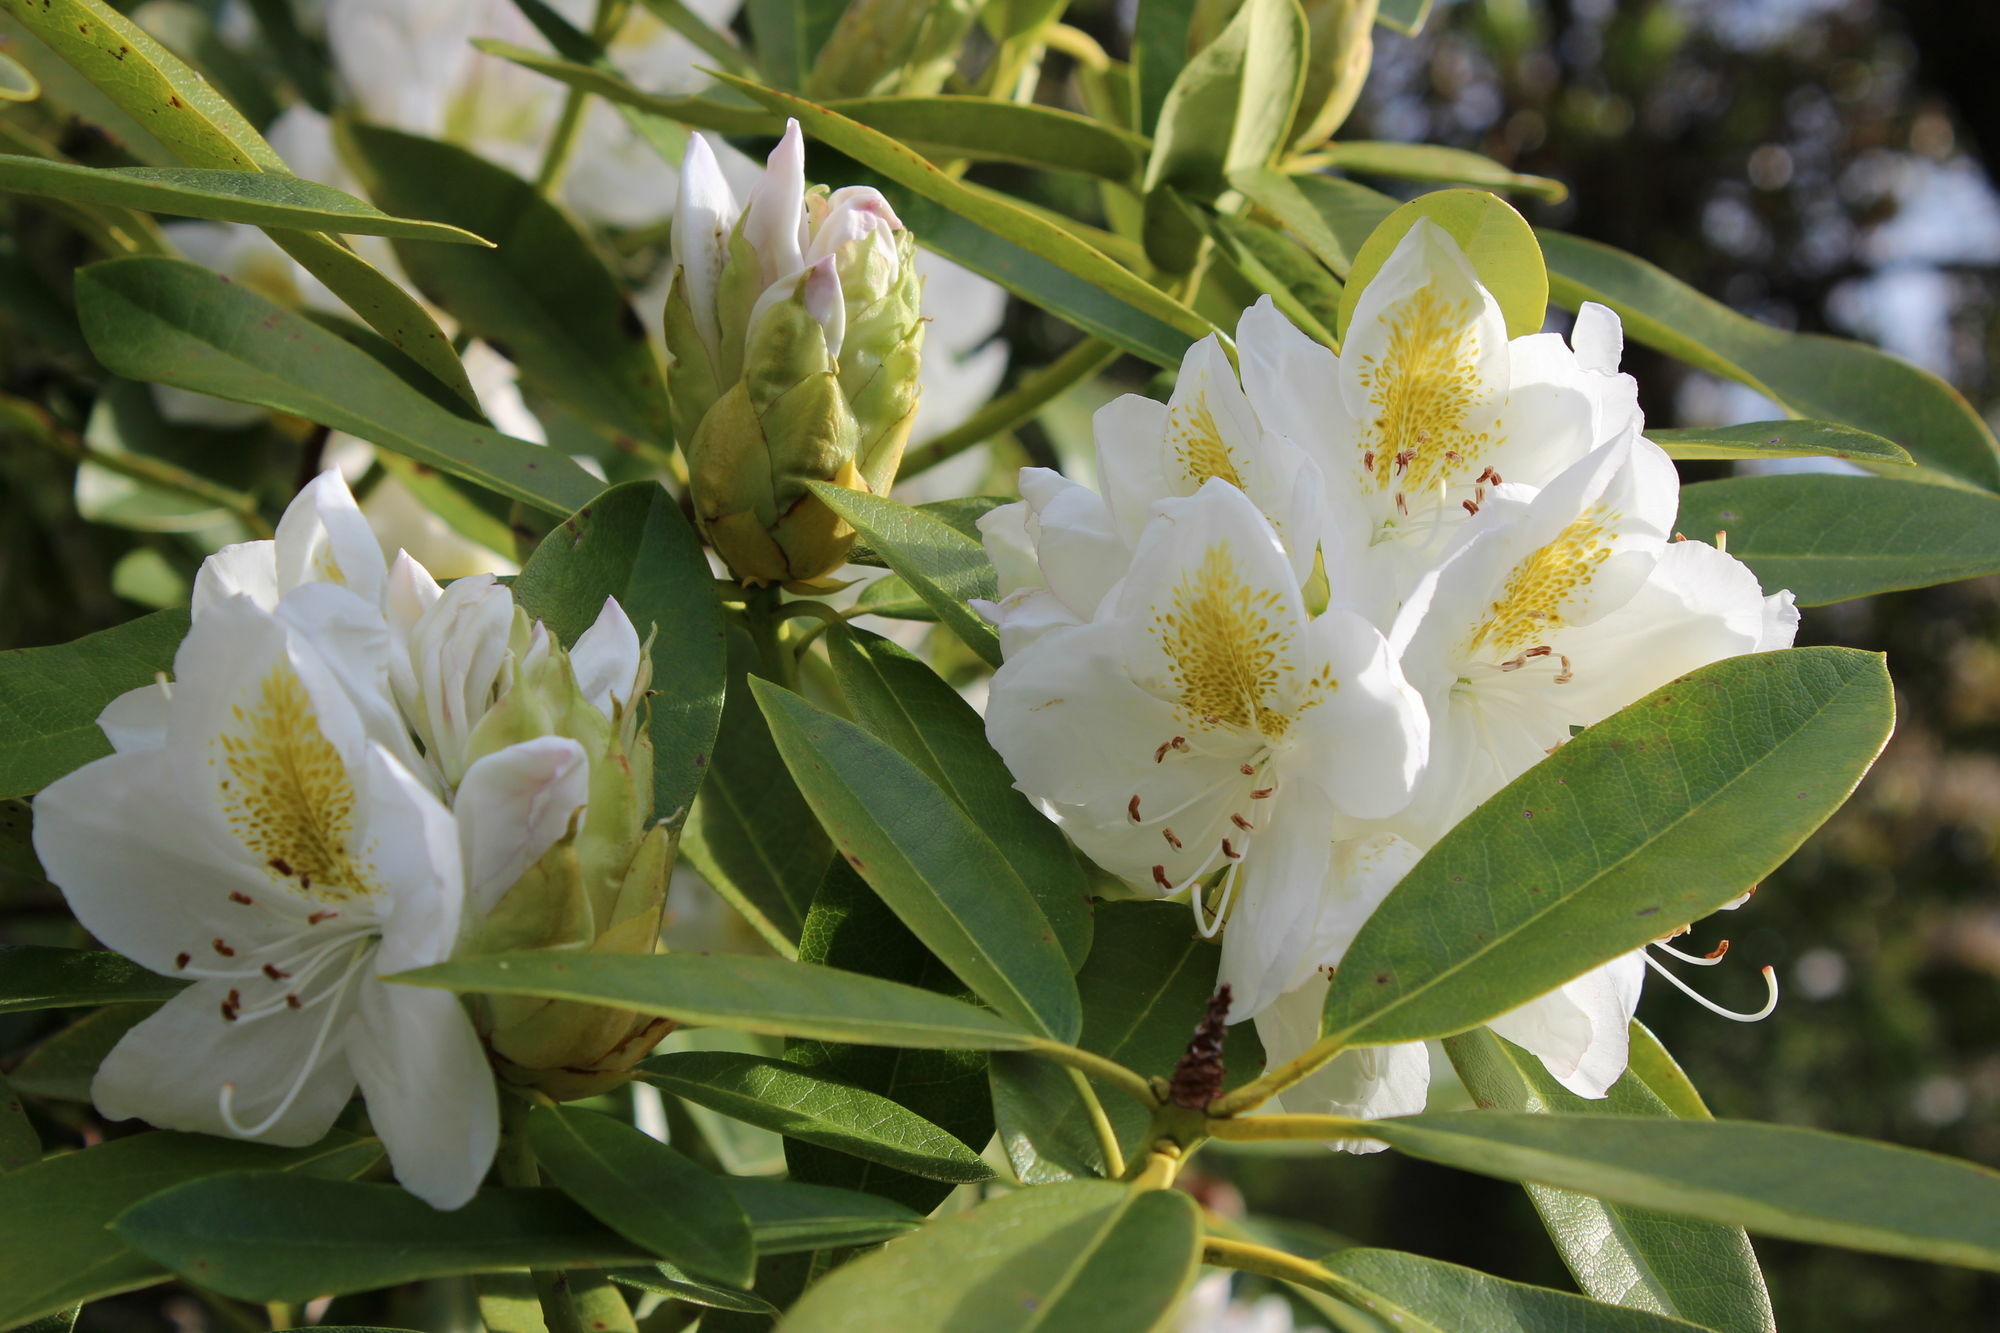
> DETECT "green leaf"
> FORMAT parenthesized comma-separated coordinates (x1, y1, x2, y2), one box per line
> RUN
(726, 1176, 923, 1252)
(822, 97, 1145, 181)
(1322, 1248, 1712, 1332)
(753, 680, 1082, 1043)
(1133, 0, 1201, 135)
(1648, 420, 1911, 465)
(714, 74, 1219, 367)
(783, 1180, 1203, 1332)
(1338, 188, 1548, 341)
(1675, 474, 2000, 606)
(1624, 1020, 1713, 1120)
(1444, 1027, 1773, 1333)
(784, 857, 995, 1213)
(1318, 141, 1567, 203)
(638, 1050, 994, 1183)
(511, 481, 727, 823)
(7, 1004, 155, 1102)
(0, 609, 186, 799)
(1205, 211, 1344, 347)
(0, 157, 492, 243)
(391, 951, 1042, 1050)
(1231, 165, 1358, 274)
(0, 48, 38, 101)
(1364, 1112, 2000, 1273)
(507, 0, 691, 167)
(529, 1105, 754, 1286)
(0, 1073, 38, 1173)
(845, 495, 1012, 567)
(75, 257, 601, 515)
(0, 946, 186, 1013)
(0, 1133, 374, 1328)
(1376, 0, 1435, 35)
(606, 1264, 775, 1314)
(746, 0, 846, 90)
(679, 625, 827, 945)
(827, 627, 1091, 967)
(1539, 228, 2000, 491)
(1145, 0, 1307, 200)
(807, 484, 1001, 665)
(1323, 648, 1894, 1048)
(472, 41, 778, 134)
(338, 123, 672, 450)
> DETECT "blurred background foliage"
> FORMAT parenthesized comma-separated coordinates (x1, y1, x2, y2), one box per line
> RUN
(2, 0, 1997, 1328)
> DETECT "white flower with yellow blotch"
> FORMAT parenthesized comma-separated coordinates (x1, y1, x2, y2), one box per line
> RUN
(985, 479, 1428, 998)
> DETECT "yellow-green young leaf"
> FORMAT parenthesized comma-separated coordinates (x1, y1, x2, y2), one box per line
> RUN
(1443, 1028, 1773, 1333)
(1323, 649, 1894, 1048)
(1318, 141, 1567, 202)
(391, 951, 1042, 1051)
(1363, 1113, 2000, 1273)
(528, 1106, 753, 1285)
(821, 97, 1147, 182)
(1675, 474, 2000, 606)
(512, 482, 727, 824)
(1321, 1249, 1714, 1333)
(0, 1133, 377, 1328)
(1145, 0, 1308, 200)
(826, 627, 1092, 968)
(0, 158, 492, 243)
(752, 680, 1083, 1044)
(638, 1051, 995, 1183)
(784, 1181, 1203, 1332)
(1624, 1020, 1713, 1120)
(75, 258, 601, 516)
(1650, 420, 1911, 466)
(0, 48, 38, 101)
(1375, 0, 1434, 34)
(0, 608, 185, 799)
(807, 484, 1001, 665)
(0, 946, 184, 1013)
(1337, 188, 1548, 340)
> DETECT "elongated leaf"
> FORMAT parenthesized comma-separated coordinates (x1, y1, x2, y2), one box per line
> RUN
(511, 482, 727, 823)
(808, 484, 1000, 665)
(1624, 1020, 1713, 1120)
(1323, 1249, 1711, 1332)
(1319, 142, 1567, 203)
(1675, 474, 2000, 605)
(1206, 211, 1343, 347)
(472, 42, 779, 134)
(827, 627, 1091, 967)
(76, 257, 601, 515)
(507, 0, 690, 167)
(822, 98, 1145, 181)
(1338, 188, 1547, 340)
(1232, 165, 1357, 274)
(0, 946, 184, 1013)
(726, 1176, 923, 1251)
(1649, 420, 1910, 465)
(0, 608, 185, 799)
(1133, 0, 1201, 135)
(606, 1265, 774, 1314)
(1145, 0, 1307, 199)
(1365, 1112, 2000, 1273)
(7, 1003, 154, 1102)
(639, 1051, 993, 1183)
(0, 157, 490, 243)
(0, 1073, 37, 1173)
(753, 680, 1081, 1042)
(1445, 1027, 1773, 1333)
(845, 495, 1011, 565)
(715, 75, 1219, 365)
(785, 1180, 1202, 1332)
(1323, 649, 1894, 1047)
(529, 1105, 753, 1285)
(393, 951, 1041, 1050)
(747, 0, 846, 89)
(0, 1133, 374, 1328)
(339, 123, 671, 449)
(784, 857, 994, 1213)
(1377, 0, 1434, 34)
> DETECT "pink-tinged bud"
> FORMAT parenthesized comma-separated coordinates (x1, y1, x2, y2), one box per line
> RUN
(741, 119, 807, 287)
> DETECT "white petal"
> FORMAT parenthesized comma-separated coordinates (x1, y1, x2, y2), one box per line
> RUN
(976, 499, 1041, 600)
(1019, 468, 1127, 621)
(1487, 952, 1646, 1098)
(94, 978, 357, 1146)
(1569, 302, 1625, 375)
(276, 471, 386, 610)
(1253, 979, 1430, 1150)
(455, 737, 589, 919)
(1290, 608, 1429, 820)
(742, 119, 807, 287)
(671, 132, 739, 359)
(1092, 394, 1173, 551)
(192, 539, 280, 618)
(1236, 296, 1343, 480)
(360, 741, 466, 970)
(98, 681, 171, 753)
(349, 979, 499, 1210)
(570, 596, 644, 718)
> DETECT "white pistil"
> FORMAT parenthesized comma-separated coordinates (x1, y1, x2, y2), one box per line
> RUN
(1643, 949, 1779, 1022)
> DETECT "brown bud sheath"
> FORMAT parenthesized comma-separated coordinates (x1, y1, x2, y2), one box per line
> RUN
(1168, 984, 1233, 1110)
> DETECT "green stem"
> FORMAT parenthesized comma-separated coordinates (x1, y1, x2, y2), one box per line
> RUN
(535, 0, 629, 195)
(740, 584, 795, 688)
(264, 1302, 296, 1331)
(499, 1099, 588, 1333)
(1201, 1235, 1355, 1301)
(1064, 1064, 1126, 1178)
(898, 337, 1120, 478)
(1203, 1112, 1370, 1143)
(1024, 1039, 1159, 1110)
(1205, 1034, 1348, 1117)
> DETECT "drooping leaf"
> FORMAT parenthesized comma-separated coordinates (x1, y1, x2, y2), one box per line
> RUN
(0, 609, 186, 800)
(806, 484, 1000, 665)
(0, 1133, 375, 1328)
(1363, 1112, 2000, 1273)
(392, 951, 1042, 1051)
(1323, 649, 1894, 1048)
(511, 481, 727, 824)
(338, 123, 672, 451)
(1319, 141, 1567, 202)
(638, 1050, 994, 1183)
(1444, 1027, 1773, 1333)
(1321, 1248, 1713, 1333)
(528, 1105, 754, 1286)
(753, 680, 1081, 1043)
(1674, 474, 2000, 605)
(1649, 420, 1910, 466)
(827, 627, 1091, 967)
(783, 1181, 1203, 1332)
(75, 257, 601, 515)
(1337, 188, 1548, 340)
